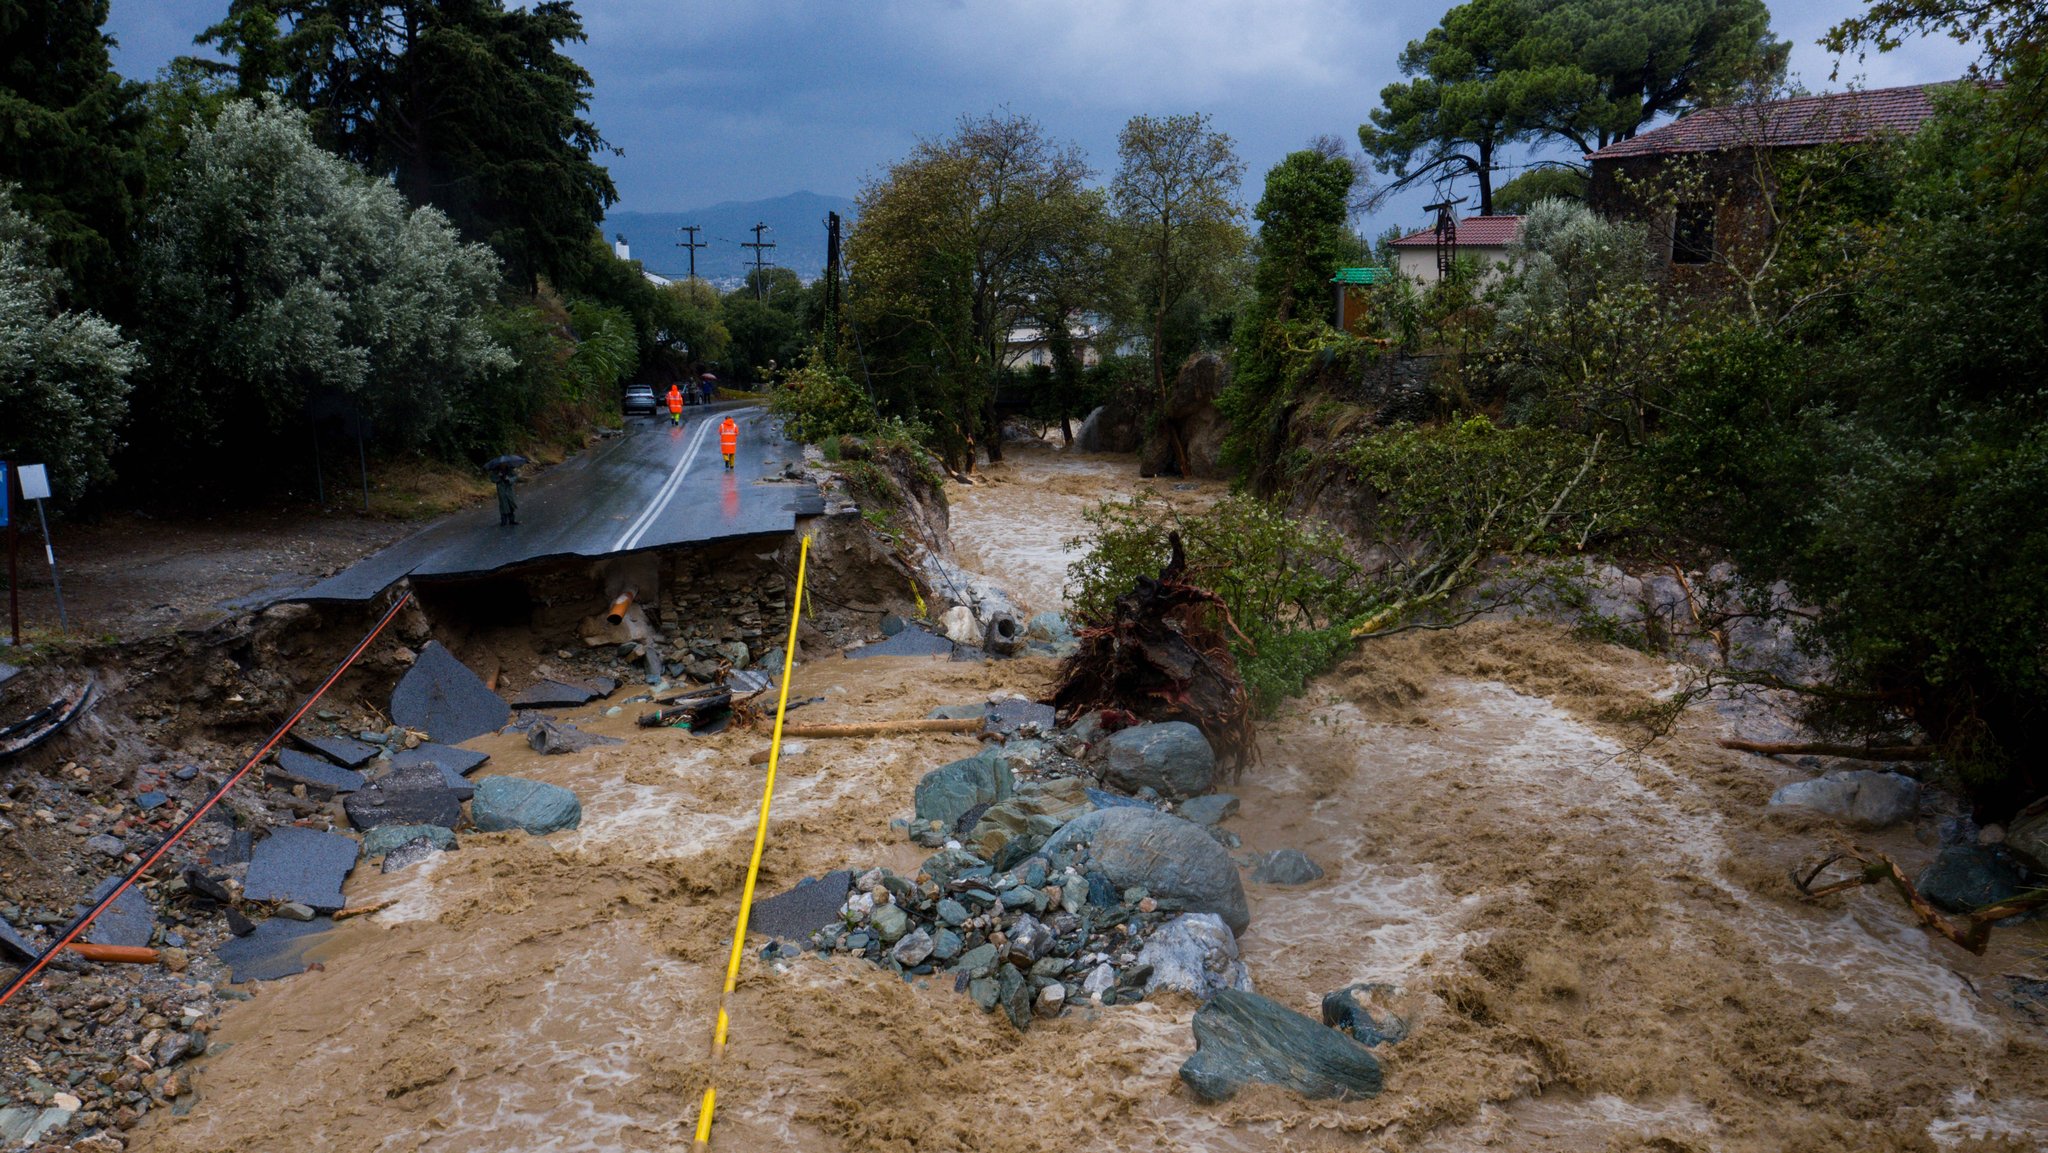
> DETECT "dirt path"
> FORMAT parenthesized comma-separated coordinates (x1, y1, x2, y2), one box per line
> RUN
(136, 448, 2048, 1152)
(7, 510, 410, 638)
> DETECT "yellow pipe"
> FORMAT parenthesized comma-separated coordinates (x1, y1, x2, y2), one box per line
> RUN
(692, 533, 811, 1151)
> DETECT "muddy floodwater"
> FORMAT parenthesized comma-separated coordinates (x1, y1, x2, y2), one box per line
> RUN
(142, 444, 2048, 1152)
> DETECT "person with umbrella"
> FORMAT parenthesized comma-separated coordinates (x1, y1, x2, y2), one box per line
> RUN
(485, 454, 528, 526)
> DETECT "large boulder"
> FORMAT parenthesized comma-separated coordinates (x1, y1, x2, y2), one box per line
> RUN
(2005, 799, 2048, 872)
(912, 749, 1014, 832)
(1179, 989, 1384, 1103)
(1043, 806, 1249, 933)
(1137, 913, 1252, 1002)
(1917, 844, 2023, 913)
(471, 776, 582, 836)
(1766, 770, 1919, 828)
(1096, 721, 1216, 800)
(1076, 404, 1141, 454)
(1141, 353, 1233, 479)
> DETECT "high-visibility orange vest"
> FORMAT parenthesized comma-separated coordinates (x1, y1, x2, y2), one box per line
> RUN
(720, 419, 738, 454)
(666, 386, 682, 413)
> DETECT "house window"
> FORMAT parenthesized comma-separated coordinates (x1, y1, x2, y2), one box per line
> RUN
(1672, 202, 1715, 264)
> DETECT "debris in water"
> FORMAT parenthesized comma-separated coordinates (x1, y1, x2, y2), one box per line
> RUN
(1048, 533, 1255, 769)
(216, 916, 334, 982)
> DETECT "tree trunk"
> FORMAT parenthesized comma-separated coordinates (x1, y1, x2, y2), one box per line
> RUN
(1476, 140, 1495, 216)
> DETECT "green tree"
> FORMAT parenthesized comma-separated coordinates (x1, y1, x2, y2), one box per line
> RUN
(0, 187, 140, 503)
(848, 110, 1093, 468)
(200, 0, 616, 287)
(1492, 165, 1586, 212)
(0, 0, 147, 313)
(1514, 0, 1787, 152)
(134, 99, 508, 485)
(1361, 0, 1786, 213)
(1219, 144, 1358, 481)
(1360, 0, 1530, 216)
(1016, 186, 1114, 444)
(1111, 112, 1246, 406)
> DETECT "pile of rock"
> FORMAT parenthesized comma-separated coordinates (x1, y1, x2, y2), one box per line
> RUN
(759, 703, 1298, 1032)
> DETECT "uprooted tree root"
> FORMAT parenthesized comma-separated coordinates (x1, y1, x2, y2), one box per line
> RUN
(1794, 851, 2048, 954)
(1048, 532, 1257, 772)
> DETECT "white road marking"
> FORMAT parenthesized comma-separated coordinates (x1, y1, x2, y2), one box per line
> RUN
(611, 416, 718, 552)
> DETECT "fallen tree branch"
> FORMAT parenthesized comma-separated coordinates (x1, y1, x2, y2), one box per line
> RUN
(1792, 851, 2048, 954)
(1719, 738, 1935, 761)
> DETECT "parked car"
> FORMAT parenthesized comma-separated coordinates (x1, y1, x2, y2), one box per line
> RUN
(621, 384, 657, 416)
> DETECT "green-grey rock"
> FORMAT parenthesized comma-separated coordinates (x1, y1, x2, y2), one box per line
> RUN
(1044, 807, 1249, 933)
(931, 928, 963, 961)
(954, 943, 1000, 979)
(1097, 721, 1216, 800)
(912, 750, 1015, 830)
(997, 963, 1032, 1031)
(1179, 989, 1384, 1103)
(359, 824, 458, 859)
(470, 776, 582, 835)
(968, 977, 1001, 1009)
(937, 898, 969, 925)
(966, 776, 1094, 863)
(871, 903, 910, 943)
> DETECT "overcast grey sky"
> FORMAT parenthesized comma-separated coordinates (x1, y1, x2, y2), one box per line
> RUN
(104, 1, 1978, 233)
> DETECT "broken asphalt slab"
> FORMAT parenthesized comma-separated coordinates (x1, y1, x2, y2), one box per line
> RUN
(243, 827, 357, 911)
(508, 678, 615, 708)
(749, 870, 852, 942)
(343, 764, 463, 831)
(0, 919, 38, 964)
(388, 741, 489, 777)
(290, 732, 380, 769)
(216, 916, 334, 982)
(267, 749, 366, 796)
(389, 642, 510, 744)
(81, 878, 154, 949)
(986, 698, 1057, 737)
(844, 627, 964, 660)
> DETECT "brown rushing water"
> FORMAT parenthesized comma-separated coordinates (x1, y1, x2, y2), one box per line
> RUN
(141, 445, 2048, 1152)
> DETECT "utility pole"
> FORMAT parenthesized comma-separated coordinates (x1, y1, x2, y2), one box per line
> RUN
(741, 222, 775, 301)
(823, 212, 842, 355)
(676, 225, 705, 281)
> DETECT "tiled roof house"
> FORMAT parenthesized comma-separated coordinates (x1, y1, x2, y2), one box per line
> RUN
(1587, 82, 1963, 271)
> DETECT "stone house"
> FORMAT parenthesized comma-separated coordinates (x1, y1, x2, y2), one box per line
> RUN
(1585, 83, 1959, 278)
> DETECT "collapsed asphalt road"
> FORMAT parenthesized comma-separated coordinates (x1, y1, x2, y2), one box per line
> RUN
(294, 405, 818, 602)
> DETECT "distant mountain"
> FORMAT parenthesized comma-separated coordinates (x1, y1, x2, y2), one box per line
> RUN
(605, 191, 857, 288)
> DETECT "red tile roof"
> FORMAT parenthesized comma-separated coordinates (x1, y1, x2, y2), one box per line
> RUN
(1588, 82, 1962, 161)
(1389, 215, 1524, 247)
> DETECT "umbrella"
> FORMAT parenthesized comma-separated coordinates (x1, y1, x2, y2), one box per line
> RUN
(699, 373, 717, 382)
(484, 454, 529, 473)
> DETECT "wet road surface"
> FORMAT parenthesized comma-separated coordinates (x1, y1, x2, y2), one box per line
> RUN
(293, 405, 816, 602)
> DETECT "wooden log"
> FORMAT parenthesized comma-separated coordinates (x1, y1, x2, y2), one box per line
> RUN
(63, 943, 159, 965)
(1718, 738, 1935, 761)
(773, 718, 982, 739)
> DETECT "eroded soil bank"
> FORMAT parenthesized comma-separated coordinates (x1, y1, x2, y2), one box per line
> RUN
(137, 443, 2048, 1153)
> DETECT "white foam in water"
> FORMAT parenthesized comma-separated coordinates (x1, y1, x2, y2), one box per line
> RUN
(1422, 1094, 1720, 1151)
(1928, 1087, 2048, 1148)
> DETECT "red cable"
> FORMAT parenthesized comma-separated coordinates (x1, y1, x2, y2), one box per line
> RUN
(0, 591, 414, 1008)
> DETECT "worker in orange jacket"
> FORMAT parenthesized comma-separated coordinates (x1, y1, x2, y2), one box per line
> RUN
(666, 384, 684, 426)
(720, 415, 738, 471)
